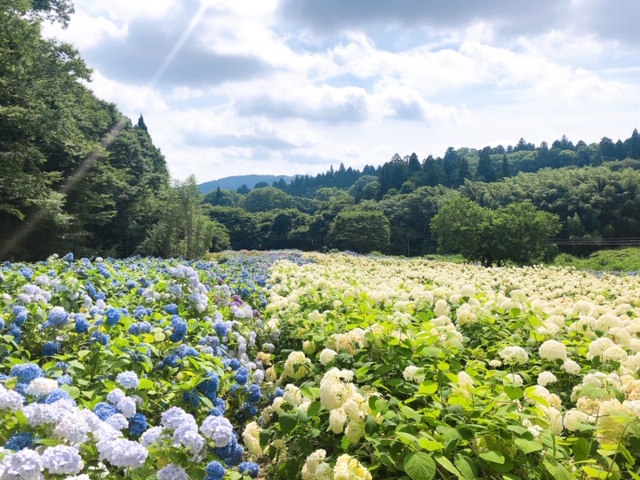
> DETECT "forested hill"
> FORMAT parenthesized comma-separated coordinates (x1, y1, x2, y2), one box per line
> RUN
(205, 154, 640, 258)
(1, 1, 171, 261)
(199, 175, 295, 194)
(216, 130, 640, 198)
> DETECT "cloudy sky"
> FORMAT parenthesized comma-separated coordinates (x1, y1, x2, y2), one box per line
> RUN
(43, 0, 640, 183)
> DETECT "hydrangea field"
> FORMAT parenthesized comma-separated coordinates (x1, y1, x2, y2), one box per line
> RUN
(2, 252, 640, 479)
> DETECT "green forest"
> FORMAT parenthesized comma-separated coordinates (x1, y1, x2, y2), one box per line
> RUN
(4, 0, 640, 263)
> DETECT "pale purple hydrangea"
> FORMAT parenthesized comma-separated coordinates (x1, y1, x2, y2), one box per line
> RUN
(41, 445, 84, 475)
(116, 371, 140, 390)
(200, 415, 234, 447)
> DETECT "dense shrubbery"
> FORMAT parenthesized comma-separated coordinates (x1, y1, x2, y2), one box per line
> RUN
(5, 252, 640, 479)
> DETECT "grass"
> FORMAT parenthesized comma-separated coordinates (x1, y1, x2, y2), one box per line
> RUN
(551, 247, 640, 272)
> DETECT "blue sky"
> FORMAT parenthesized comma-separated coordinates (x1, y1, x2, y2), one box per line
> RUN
(44, 0, 640, 183)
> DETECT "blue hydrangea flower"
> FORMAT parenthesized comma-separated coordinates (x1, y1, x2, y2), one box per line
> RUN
(42, 306, 68, 330)
(62, 252, 74, 262)
(5, 432, 34, 451)
(197, 372, 219, 401)
(176, 345, 198, 358)
(169, 316, 187, 343)
(20, 267, 34, 280)
(226, 443, 244, 467)
(43, 389, 74, 405)
(164, 304, 179, 315)
(74, 314, 89, 334)
(204, 461, 226, 480)
(12, 306, 28, 326)
(133, 306, 145, 318)
(247, 384, 262, 404)
(212, 435, 237, 463)
(238, 462, 260, 479)
(85, 282, 97, 299)
(90, 331, 110, 347)
(158, 352, 179, 369)
(235, 367, 248, 385)
(199, 335, 220, 347)
(182, 390, 201, 408)
(105, 307, 122, 327)
(10, 363, 44, 384)
(43, 341, 61, 356)
(8, 324, 21, 343)
(93, 402, 118, 421)
(0, 319, 4, 331)
(214, 322, 228, 337)
(236, 402, 258, 421)
(128, 321, 151, 335)
(98, 265, 111, 279)
(129, 413, 148, 437)
(57, 374, 72, 386)
(226, 359, 241, 371)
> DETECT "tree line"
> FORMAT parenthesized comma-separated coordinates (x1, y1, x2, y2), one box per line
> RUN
(205, 160, 640, 264)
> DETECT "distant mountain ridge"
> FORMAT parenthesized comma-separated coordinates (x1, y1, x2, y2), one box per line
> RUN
(199, 174, 296, 194)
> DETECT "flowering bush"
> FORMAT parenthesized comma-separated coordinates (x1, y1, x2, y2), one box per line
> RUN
(0, 253, 312, 479)
(4, 251, 640, 479)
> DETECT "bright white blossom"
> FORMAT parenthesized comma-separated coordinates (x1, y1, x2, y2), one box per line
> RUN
(333, 454, 372, 480)
(537, 371, 558, 387)
(319, 348, 338, 366)
(539, 340, 567, 362)
(499, 346, 529, 365)
(301, 450, 333, 480)
(403, 365, 425, 383)
(26, 378, 58, 397)
(283, 351, 309, 380)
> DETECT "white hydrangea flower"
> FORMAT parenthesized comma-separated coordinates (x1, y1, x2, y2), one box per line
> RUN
(106, 388, 126, 405)
(26, 378, 58, 397)
(139, 426, 166, 448)
(53, 414, 90, 444)
(403, 365, 425, 383)
(499, 346, 529, 365)
(105, 414, 129, 431)
(562, 358, 581, 375)
(301, 450, 333, 480)
(319, 348, 338, 366)
(537, 371, 558, 387)
(333, 454, 372, 480)
(587, 337, 616, 361)
(329, 408, 347, 433)
(539, 339, 568, 364)
(283, 351, 309, 380)
(242, 422, 263, 456)
(504, 373, 524, 387)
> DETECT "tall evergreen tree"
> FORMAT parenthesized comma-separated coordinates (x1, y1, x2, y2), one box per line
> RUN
(500, 155, 511, 179)
(476, 147, 498, 182)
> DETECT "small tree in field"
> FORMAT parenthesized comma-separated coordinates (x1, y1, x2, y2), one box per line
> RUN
(431, 198, 560, 266)
(329, 210, 390, 253)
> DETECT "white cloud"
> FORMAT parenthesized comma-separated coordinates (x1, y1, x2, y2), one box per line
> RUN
(42, 12, 127, 49)
(45, 0, 640, 182)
